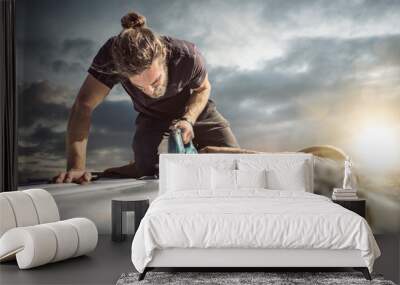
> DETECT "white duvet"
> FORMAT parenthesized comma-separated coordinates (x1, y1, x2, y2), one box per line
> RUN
(131, 190, 380, 273)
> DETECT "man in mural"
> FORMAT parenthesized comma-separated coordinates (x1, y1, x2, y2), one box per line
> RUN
(54, 11, 239, 184)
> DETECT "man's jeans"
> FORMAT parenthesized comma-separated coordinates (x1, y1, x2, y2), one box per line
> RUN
(132, 105, 239, 177)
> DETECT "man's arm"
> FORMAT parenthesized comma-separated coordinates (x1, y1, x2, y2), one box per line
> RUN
(182, 73, 211, 124)
(173, 74, 211, 144)
(54, 74, 111, 184)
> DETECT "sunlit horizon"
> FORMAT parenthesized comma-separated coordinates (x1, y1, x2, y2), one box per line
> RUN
(353, 123, 399, 171)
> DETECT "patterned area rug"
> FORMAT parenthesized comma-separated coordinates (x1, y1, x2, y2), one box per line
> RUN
(116, 271, 396, 285)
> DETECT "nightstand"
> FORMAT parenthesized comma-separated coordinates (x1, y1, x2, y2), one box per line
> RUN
(111, 199, 149, 242)
(332, 199, 366, 218)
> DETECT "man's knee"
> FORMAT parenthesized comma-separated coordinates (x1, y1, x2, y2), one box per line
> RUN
(138, 164, 158, 177)
(194, 125, 240, 149)
(218, 127, 240, 148)
(133, 156, 159, 177)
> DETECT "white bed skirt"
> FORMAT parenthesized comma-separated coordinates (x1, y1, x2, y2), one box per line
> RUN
(148, 248, 366, 268)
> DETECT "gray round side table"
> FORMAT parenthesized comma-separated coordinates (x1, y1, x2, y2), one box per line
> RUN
(111, 199, 149, 242)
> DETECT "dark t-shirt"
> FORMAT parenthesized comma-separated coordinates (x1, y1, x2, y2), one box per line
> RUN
(87, 35, 215, 120)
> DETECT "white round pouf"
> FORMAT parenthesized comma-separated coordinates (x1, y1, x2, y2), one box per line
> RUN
(0, 189, 98, 269)
(23, 189, 60, 223)
(0, 218, 98, 269)
(64, 218, 98, 257)
(42, 221, 79, 262)
(0, 196, 17, 237)
(1, 192, 39, 227)
(0, 225, 57, 269)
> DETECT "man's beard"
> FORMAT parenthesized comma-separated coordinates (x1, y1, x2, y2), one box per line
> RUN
(150, 61, 168, 99)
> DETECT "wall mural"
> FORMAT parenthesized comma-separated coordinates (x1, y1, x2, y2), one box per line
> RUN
(16, 0, 400, 233)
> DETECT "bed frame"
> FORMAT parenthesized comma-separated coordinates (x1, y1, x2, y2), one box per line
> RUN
(138, 154, 372, 281)
(139, 248, 371, 280)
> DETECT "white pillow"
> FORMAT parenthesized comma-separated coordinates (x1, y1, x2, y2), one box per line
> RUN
(211, 168, 236, 190)
(167, 162, 212, 192)
(211, 168, 268, 191)
(236, 169, 268, 188)
(238, 159, 308, 191)
(266, 161, 307, 191)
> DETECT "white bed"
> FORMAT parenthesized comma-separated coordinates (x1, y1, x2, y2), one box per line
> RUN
(131, 153, 380, 280)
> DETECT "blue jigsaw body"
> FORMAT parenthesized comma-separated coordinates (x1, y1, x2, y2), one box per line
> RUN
(168, 128, 198, 154)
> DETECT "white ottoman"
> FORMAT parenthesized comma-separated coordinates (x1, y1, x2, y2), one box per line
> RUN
(0, 189, 98, 269)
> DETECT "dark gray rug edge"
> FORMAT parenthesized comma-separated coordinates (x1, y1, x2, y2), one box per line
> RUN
(116, 271, 396, 285)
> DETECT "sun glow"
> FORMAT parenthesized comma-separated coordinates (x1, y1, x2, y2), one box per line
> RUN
(352, 121, 400, 172)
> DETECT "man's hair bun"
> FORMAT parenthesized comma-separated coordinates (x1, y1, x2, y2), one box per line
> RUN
(121, 11, 146, 29)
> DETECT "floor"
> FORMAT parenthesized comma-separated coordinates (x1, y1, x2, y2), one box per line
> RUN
(0, 235, 399, 285)
(0, 235, 133, 285)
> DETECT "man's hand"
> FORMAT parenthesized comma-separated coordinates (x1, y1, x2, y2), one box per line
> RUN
(53, 169, 92, 184)
(172, 119, 194, 144)
(103, 163, 139, 178)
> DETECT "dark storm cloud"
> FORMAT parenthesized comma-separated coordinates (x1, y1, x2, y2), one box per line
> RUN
(212, 34, 400, 108)
(260, 0, 400, 23)
(17, 37, 93, 69)
(16, 0, 123, 41)
(209, 33, 400, 150)
(18, 81, 136, 132)
(91, 100, 137, 133)
(18, 81, 71, 129)
(16, 38, 58, 67)
(19, 123, 134, 159)
(18, 124, 134, 183)
(16, 0, 400, 46)
(61, 38, 96, 60)
(52, 60, 85, 74)
(17, 36, 96, 86)
(18, 81, 137, 163)
(17, 81, 137, 182)
(127, 0, 400, 53)
(47, 38, 96, 73)
(20, 125, 66, 157)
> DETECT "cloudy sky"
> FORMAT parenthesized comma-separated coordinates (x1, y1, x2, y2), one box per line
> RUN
(16, 0, 400, 183)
